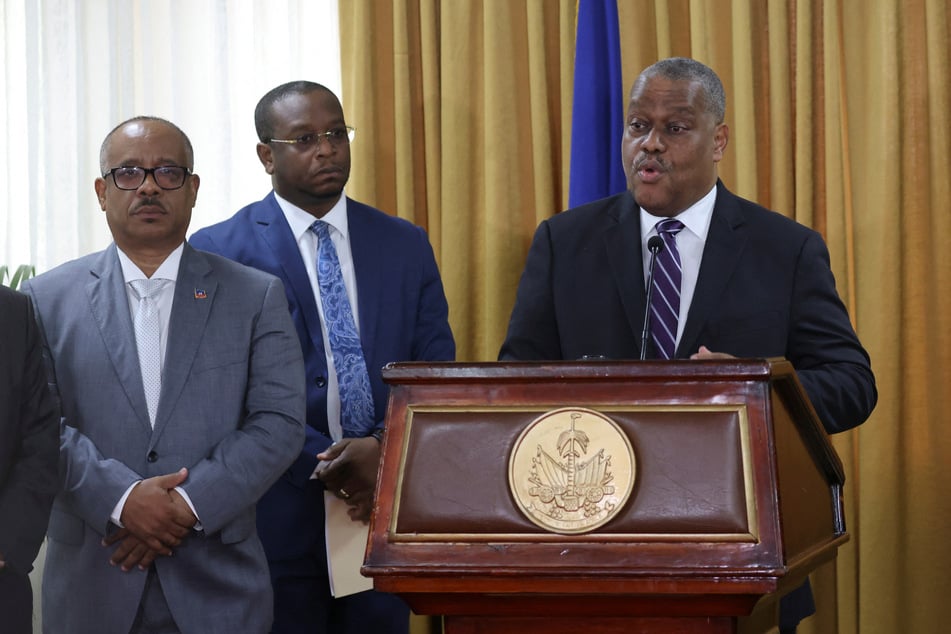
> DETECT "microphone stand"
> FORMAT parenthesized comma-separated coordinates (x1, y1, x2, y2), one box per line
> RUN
(640, 236, 665, 360)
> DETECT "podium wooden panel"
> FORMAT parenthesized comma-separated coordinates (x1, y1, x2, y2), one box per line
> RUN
(363, 359, 847, 634)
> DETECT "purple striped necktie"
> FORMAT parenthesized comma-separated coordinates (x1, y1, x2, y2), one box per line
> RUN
(650, 218, 685, 359)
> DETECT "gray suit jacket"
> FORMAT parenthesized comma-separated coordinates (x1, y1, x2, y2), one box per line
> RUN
(23, 243, 306, 634)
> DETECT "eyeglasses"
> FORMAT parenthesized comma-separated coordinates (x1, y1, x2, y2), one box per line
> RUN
(267, 126, 355, 149)
(103, 166, 192, 191)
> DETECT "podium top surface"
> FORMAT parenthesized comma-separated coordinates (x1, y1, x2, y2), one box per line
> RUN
(382, 358, 794, 384)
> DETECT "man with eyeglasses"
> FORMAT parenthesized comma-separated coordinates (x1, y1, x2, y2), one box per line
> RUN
(22, 115, 307, 633)
(191, 81, 455, 634)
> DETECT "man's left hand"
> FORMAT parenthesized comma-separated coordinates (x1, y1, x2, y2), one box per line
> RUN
(103, 529, 165, 572)
(315, 436, 381, 523)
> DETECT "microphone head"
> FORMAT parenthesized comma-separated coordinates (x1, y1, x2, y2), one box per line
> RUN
(647, 235, 665, 253)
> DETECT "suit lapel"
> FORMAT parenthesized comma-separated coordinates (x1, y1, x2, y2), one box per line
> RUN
(347, 200, 379, 359)
(678, 183, 747, 357)
(154, 245, 216, 435)
(256, 195, 327, 360)
(86, 246, 153, 432)
(603, 194, 649, 358)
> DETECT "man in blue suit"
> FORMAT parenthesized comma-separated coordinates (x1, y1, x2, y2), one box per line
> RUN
(24, 116, 306, 633)
(0, 286, 59, 634)
(500, 58, 876, 632)
(191, 81, 455, 634)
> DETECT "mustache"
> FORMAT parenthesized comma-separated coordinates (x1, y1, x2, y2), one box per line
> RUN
(131, 198, 166, 213)
(634, 156, 667, 171)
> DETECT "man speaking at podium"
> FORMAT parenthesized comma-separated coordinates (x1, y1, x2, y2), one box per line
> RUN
(499, 57, 876, 633)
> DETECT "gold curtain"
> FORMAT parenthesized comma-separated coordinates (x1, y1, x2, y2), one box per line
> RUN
(341, 0, 576, 361)
(340, 1, 951, 632)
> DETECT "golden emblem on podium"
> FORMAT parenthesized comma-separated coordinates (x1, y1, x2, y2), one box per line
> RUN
(508, 407, 636, 534)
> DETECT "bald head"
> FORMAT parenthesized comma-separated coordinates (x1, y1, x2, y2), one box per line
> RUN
(99, 116, 194, 174)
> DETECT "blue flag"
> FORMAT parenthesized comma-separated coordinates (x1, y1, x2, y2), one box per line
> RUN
(568, 0, 626, 208)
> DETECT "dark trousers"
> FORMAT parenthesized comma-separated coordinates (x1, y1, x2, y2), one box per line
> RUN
(269, 557, 409, 634)
(778, 578, 816, 633)
(130, 567, 180, 634)
(0, 569, 34, 634)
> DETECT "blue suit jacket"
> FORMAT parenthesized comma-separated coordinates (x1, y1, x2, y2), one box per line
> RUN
(23, 244, 306, 634)
(190, 193, 455, 563)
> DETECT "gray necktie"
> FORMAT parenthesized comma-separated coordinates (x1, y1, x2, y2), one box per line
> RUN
(130, 278, 165, 426)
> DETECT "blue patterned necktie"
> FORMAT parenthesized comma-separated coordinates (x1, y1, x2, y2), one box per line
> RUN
(650, 219, 685, 359)
(311, 220, 375, 437)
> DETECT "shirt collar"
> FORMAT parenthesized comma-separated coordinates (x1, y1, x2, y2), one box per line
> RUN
(116, 242, 184, 282)
(274, 191, 349, 242)
(639, 184, 717, 242)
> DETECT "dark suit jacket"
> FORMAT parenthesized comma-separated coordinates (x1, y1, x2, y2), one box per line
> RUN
(23, 244, 306, 634)
(500, 182, 876, 434)
(190, 193, 455, 564)
(500, 182, 876, 627)
(0, 286, 59, 574)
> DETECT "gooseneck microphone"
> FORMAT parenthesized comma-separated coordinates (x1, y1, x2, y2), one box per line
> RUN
(640, 236, 665, 360)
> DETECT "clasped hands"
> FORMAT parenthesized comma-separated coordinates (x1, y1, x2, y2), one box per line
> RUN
(102, 467, 197, 572)
(315, 436, 381, 524)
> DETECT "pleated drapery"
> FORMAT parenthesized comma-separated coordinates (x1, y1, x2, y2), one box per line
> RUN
(340, 2, 951, 633)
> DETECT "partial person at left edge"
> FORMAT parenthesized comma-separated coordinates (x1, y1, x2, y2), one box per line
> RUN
(22, 115, 306, 634)
(0, 285, 60, 634)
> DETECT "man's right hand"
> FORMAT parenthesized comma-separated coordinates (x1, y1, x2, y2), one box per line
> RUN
(119, 468, 197, 554)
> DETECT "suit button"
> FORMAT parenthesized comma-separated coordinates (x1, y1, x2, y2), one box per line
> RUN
(315, 377, 327, 388)
(147, 451, 158, 463)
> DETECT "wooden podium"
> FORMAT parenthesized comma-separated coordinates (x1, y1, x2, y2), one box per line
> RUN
(363, 359, 847, 634)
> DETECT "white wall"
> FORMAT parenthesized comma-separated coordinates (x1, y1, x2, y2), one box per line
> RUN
(1, 0, 343, 273)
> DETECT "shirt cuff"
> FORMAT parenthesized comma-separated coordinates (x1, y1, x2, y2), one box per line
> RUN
(110, 481, 140, 527)
(175, 486, 203, 531)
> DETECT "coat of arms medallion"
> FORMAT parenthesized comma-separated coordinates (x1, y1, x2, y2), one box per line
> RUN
(508, 407, 636, 534)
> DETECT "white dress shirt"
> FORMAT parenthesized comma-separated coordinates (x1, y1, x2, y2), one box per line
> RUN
(274, 191, 358, 443)
(111, 243, 201, 527)
(640, 184, 717, 353)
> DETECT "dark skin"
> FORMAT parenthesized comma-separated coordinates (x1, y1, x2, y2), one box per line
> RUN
(621, 74, 728, 219)
(314, 439, 380, 522)
(256, 89, 352, 219)
(95, 120, 200, 277)
(103, 470, 196, 571)
(622, 74, 735, 361)
(258, 89, 380, 522)
(95, 120, 200, 568)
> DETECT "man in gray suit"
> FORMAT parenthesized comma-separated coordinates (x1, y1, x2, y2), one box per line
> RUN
(23, 116, 306, 633)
